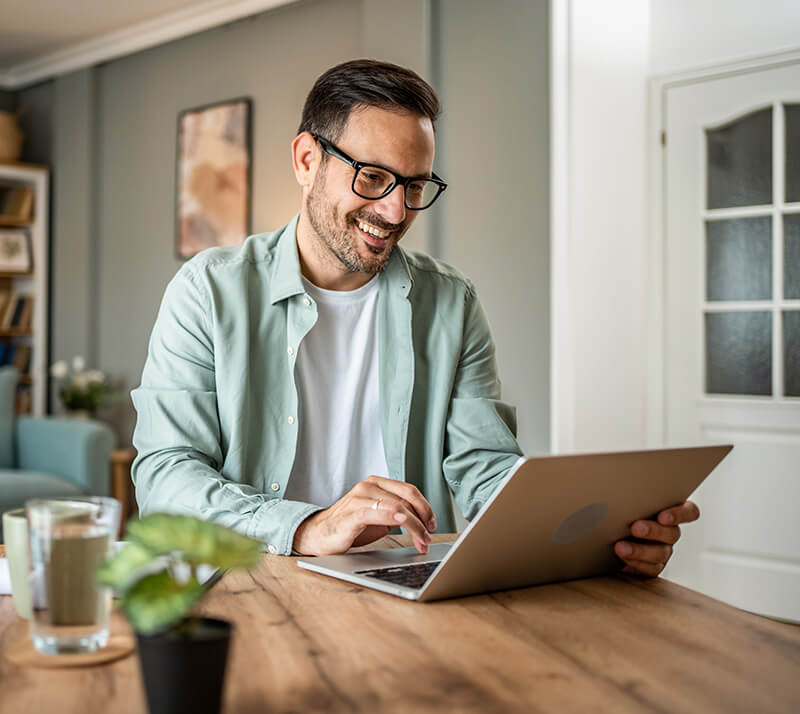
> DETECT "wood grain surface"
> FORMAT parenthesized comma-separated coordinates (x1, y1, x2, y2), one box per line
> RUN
(1, 534, 799, 713)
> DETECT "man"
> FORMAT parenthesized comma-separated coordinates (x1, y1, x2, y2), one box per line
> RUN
(132, 59, 696, 575)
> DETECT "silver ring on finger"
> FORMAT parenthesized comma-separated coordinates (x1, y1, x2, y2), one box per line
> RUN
(372, 497, 383, 511)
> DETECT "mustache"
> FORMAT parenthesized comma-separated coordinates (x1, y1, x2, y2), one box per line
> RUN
(350, 211, 403, 232)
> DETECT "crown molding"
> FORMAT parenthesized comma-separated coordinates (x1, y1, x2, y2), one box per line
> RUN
(0, 0, 297, 90)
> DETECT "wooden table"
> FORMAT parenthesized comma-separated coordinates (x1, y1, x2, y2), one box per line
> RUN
(1, 534, 799, 713)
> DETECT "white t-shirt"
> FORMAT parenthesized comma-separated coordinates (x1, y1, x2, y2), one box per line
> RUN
(284, 274, 390, 508)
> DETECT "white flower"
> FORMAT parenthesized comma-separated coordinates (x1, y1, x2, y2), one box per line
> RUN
(50, 360, 68, 379)
(71, 373, 90, 390)
(72, 355, 86, 373)
(85, 370, 106, 385)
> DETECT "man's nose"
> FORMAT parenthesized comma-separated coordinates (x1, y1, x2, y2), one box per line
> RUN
(373, 184, 407, 225)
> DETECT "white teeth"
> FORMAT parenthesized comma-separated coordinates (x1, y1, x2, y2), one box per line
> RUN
(357, 221, 389, 239)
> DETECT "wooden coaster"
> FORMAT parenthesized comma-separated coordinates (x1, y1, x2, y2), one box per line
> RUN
(3, 618, 136, 668)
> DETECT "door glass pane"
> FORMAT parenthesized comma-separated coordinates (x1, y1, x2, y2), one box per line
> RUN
(706, 217, 772, 301)
(706, 107, 772, 209)
(786, 104, 800, 203)
(705, 311, 772, 395)
(784, 214, 800, 299)
(785, 311, 800, 397)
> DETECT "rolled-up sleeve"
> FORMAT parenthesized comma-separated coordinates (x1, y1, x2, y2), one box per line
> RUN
(442, 286, 524, 519)
(131, 265, 320, 554)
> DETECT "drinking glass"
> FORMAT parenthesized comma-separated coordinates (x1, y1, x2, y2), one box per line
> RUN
(26, 497, 120, 654)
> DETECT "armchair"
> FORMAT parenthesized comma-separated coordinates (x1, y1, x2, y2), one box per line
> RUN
(0, 367, 116, 541)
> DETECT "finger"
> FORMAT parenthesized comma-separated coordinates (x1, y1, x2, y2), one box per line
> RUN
(354, 497, 431, 553)
(621, 559, 665, 577)
(348, 483, 431, 550)
(657, 500, 700, 526)
(630, 520, 681, 545)
(364, 476, 436, 531)
(364, 476, 437, 531)
(385, 501, 433, 552)
(615, 540, 672, 564)
(352, 525, 392, 547)
(358, 487, 425, 531)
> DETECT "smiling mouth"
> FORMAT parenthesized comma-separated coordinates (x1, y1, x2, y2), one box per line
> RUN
(354, 218, 396, 251)
(356, 220, 391, 240)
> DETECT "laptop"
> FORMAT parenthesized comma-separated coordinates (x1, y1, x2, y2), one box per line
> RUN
(297, 445, 732, 601)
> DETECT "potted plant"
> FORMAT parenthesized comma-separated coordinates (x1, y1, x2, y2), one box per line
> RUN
(49, 355, 121, 418)
(98, 513, 263, 714)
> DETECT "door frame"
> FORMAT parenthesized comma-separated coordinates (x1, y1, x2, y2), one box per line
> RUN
(646, 47, 800, 447)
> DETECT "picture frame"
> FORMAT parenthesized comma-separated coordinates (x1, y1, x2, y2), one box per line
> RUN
(0, 229, 31, 273)
(175, 97, 252, 260)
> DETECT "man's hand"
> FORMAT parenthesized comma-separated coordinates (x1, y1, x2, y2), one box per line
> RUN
(292, 475, 437, 556)
(614, 501, 700, 577)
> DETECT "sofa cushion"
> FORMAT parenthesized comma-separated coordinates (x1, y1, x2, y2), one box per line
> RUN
(0, 470, 85, 541)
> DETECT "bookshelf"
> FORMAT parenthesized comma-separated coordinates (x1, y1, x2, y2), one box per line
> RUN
(0, 163, 48, 415)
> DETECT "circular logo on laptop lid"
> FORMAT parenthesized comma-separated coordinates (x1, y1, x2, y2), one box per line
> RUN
(552, 502, 609, 544)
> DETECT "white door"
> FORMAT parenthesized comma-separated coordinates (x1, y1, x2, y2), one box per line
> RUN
(660, 60, 800, 622)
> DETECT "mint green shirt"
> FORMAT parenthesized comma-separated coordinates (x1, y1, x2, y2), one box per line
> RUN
(131, 215, 523, 554)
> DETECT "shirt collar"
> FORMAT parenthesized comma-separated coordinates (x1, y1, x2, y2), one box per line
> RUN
(269, 212, 414, 303)
(269, 213, 306, 305)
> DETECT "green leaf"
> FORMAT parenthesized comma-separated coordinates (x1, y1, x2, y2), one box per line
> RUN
(126, 514, 263, 570)
(96, 541, 155, 591)
(122, 569, 206, 634)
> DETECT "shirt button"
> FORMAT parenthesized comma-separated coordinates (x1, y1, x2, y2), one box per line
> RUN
(287, 346, 294, 356)
(270, 482, 280, 492)
(303, 297, 311, 306)
(288, 416, 295, 424)
(267, 545, 278, 555)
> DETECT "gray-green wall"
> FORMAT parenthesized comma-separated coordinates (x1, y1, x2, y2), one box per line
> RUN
(12, 0, 550, 454)
(0, 91, 15, 112)
(436, 0, 549, 454)
(16, 82, 54, 165)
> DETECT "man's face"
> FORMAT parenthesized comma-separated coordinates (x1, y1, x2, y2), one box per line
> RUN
(304, 105, 435, 275)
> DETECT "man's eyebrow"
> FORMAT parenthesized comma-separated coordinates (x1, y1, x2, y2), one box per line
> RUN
(365, 157, 433, 180)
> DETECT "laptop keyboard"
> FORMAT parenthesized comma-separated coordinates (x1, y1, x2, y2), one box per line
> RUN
(356, 561, 442, 589)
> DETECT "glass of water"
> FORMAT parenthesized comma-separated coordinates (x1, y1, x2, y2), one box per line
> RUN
(26, 497, 120, 654)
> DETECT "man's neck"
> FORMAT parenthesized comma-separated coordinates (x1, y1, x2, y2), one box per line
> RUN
(295, 212, 375, 291)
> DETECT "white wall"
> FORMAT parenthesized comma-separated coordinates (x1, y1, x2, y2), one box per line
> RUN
(554, 0, 800, 453)
(649, 0, 800, 76)
(438, 0, 550, 456)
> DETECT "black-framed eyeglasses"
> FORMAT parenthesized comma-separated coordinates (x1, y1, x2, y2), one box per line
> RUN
(312, 134, 447, 211)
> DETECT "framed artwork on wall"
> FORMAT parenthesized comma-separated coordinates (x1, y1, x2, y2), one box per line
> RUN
(175, 97, 252, 259)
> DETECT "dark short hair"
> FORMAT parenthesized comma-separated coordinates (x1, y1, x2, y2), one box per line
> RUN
(298, 59, 440, 142)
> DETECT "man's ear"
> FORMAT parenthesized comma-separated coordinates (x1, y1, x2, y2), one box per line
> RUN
(292, 132, 319, 189)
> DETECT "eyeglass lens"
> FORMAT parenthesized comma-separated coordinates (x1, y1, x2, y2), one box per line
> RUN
(354, 166, 440, 209)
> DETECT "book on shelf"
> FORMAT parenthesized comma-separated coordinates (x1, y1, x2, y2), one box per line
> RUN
(0, 293, 30, 330)
(0, 290, 10, 322)
(13, 344, 31, 374)
(4, 343, 16, 366)
(8, 295, 26, 329)
(9, 295, 33, 330)
(16, 295, 33, 330)
(1, 292, 17, 328)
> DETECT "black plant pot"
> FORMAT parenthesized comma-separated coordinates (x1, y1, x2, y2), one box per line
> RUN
(136, 617, 232, 714)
